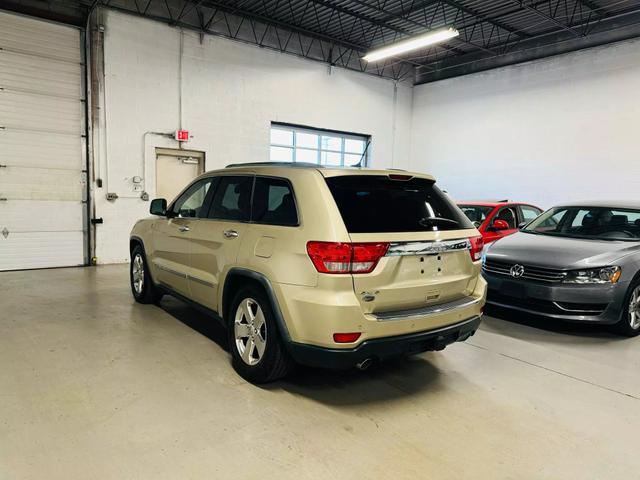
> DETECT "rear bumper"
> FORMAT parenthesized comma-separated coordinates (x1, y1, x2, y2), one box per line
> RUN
(287, 315, 482, 369)
(273, 275, 487, 348)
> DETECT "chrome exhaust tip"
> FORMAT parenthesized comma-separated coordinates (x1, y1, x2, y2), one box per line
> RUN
(356, 358, 374, 371)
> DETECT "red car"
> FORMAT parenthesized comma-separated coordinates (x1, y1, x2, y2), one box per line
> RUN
(457, 200, 543, 244)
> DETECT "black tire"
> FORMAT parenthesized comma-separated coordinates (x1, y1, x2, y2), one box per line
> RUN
(130, 245, 163, 304)
(227, 285, 294, 383)
(614, 278, 640, 337)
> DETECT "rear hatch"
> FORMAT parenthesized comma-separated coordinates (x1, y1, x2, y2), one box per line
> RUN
(324, 173, 481, 314)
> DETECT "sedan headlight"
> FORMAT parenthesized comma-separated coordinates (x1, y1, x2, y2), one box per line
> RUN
(562, 266, 621, 284)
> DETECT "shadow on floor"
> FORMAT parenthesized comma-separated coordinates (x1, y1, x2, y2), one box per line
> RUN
(484, 305, 624, 341)
(269, 355, 444, 407)
(158, 295, 445, 405)
(157, 296, 229, 353)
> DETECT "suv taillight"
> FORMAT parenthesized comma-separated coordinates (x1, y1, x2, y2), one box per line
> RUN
(469, 235, 484, 262)
(306, 241, 389, 274)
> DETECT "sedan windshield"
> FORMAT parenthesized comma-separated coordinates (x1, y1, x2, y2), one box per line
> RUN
(523, 206, 640, 241)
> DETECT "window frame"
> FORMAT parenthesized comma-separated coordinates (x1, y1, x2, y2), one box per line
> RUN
(250, 175, 300, 227)
(205, 174, 255, 223)
(518, 204, 543, 225)
(324, 175, 473, 233)
(493, 206, 518, 229)
(192, 174, 301, 227)
(458, 204, 494, 227)
(270, 122, 370, 167)
(167, 177, 215, 219)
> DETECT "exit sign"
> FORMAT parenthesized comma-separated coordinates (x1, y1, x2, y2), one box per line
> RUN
(175, 130, 189, 141)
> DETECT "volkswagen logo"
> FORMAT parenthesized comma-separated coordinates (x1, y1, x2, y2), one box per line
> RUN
(510, 264, 525, 278)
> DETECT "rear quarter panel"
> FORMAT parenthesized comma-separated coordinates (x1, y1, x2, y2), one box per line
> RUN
(222, 168, 351, 302)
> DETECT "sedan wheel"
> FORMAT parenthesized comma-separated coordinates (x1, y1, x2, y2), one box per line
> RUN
(234, 298, 267, 366)
(628, 286, 640, 329)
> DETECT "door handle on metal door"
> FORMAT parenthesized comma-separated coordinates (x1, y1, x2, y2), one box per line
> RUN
(178, 226, 190, 232)
(223, 229, 239, 238)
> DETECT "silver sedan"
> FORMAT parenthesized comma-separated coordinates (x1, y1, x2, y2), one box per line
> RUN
(483, 201, 640, 336)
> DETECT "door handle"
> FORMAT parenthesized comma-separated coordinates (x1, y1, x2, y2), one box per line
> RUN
(178, 226, 190, 232)
(223, 229, 239, 238)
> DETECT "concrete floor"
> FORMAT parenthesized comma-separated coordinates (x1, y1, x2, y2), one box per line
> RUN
(1, 265, 639, 479)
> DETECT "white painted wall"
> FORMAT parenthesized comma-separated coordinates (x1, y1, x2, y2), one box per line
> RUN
(410, 38, 640, 209)
(96, 9, 640, 266)
(95, 10, 412, 264)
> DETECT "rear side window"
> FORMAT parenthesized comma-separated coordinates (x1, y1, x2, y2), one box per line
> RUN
(520, 205, 542, 223)
(325, 175, 474, 233)
(251, 177, 298, 226)
(208, 176, 253, 222)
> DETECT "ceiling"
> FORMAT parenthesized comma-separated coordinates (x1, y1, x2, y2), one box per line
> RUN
(3, 0, 640, 82)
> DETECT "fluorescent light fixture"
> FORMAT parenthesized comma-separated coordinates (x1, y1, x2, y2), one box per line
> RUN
(363, 27, 459, 62)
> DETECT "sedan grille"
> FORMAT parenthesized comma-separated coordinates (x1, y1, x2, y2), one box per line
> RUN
(482, 259, 567, 283)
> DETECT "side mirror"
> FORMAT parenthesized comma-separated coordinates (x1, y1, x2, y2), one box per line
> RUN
(518, 221, 527, 230)
(150, 198, 167, 216)
(492, 219, 510, 231)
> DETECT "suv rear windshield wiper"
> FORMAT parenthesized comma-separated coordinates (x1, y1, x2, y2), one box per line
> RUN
(419, 217, 459, 228)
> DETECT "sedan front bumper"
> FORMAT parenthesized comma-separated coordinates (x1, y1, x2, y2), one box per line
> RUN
(484, 271, 628, 325)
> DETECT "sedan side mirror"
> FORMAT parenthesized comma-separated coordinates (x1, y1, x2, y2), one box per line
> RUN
(492, 219, 510, 231)
(518, 221, 527, 230)
(150, 198, 167, 216)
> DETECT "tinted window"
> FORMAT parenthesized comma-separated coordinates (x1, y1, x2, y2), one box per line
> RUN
(459, 205, 493, 227)
(170, 178, 212, 218)
(523, 207, 640, 241)
(208, 176, 253, 221)
(325, 175, 474, 233)
(520, 205, 542, 223)
(252, 177, 298, 226)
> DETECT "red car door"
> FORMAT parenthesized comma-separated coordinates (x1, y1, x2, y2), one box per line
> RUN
(482, 205, 519, 243)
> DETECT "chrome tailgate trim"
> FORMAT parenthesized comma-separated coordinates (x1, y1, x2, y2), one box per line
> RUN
(373, 295, 480, 321)
(387, 239, 471, 256)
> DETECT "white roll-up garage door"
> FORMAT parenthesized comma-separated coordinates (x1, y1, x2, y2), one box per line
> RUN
(0, 11, 86, 271)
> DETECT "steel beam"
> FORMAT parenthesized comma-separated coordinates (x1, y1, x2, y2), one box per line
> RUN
(415, 6, 640, 84)
(511, 0, 581, 38)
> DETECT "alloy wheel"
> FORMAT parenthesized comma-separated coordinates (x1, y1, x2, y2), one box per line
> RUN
(629, 286, 640, 329)
(234, 298, 267, 366)
(132, 254, 145, 295)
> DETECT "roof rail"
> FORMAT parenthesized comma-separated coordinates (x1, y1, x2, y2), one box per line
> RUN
(225, 161, 323, 169)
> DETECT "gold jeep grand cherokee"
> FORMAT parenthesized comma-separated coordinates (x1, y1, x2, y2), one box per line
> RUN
(130, 163, 487, 383)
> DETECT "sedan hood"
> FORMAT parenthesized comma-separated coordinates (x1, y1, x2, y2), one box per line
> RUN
(486, 232, 640, 269)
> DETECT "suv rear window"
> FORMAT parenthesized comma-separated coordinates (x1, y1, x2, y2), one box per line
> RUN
(325, 175, 473, 233)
